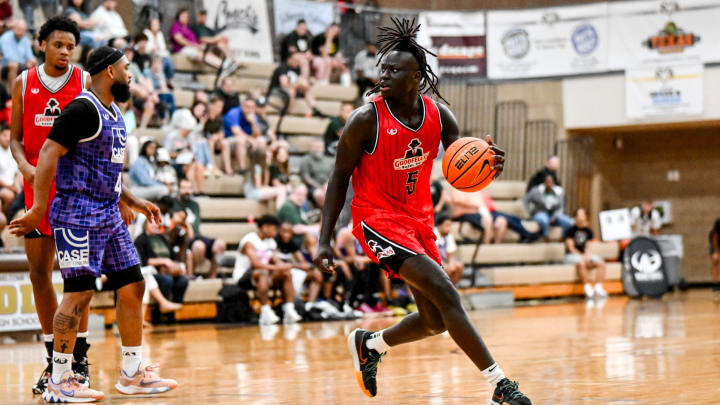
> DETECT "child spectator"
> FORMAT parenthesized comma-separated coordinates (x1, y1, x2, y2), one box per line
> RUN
(434, 214, 463, 285)
(154, 148, 178, 196)
(276, 222, 323, 308)
(565, 208, 607, 299)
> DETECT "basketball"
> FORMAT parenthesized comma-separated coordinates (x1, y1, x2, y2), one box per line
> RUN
(442, 137, 496, 192)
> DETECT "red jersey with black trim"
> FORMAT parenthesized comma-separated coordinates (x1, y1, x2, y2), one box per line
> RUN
(21, 65, 85, 234)
(351, 95, 442, 228)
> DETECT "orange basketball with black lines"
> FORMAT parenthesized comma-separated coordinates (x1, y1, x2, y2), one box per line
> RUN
(442, 137, 496, 192)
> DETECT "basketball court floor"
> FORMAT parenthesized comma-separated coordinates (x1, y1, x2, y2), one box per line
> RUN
(1, 289, 718, 404)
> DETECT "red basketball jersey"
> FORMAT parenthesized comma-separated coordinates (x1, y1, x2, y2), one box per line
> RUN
(351, 95, 442, 228)
(21, 65, 85, 235)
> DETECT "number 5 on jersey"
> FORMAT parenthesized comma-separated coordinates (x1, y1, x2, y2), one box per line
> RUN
(405, 170, 419, 195)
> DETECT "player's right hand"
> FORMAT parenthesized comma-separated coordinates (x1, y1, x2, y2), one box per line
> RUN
(313, 243, 336, 274)
(8, 207, 43, 236)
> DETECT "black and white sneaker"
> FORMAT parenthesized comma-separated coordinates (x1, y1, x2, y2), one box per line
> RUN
(31, 357, 51, 395)
(347, 328, 385, 397)
(491, 378, 532, 405)
(72, 341, 91, 387)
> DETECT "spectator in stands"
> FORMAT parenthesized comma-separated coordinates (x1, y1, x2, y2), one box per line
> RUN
(233, 214, 303, 325)
(141, 265, 182, 328)
(165, 108, 206, 194)
(124, 45, 159, 128)
(204, 95, 233, 175)
(299, 140, 333, 208)
(144, 17, 174, 82)
(310, 23, 350, 86)
(135, 219, 190, 305)
(277, 184, 318, 248)
(169, 8, 226, 72)
(132, 33, 152, 73)
(90, 0, 128, 45)
(323, 102, 353, 157)
(147, 55, 175, 121)
(63, 0, 103, 49)
(527, 155, 561, 192)
(0, 0, 13, 31)
(0, 123, 20, 216)
(19, 0, 55, 33)
(449, 187, 508, 244)
(216, 77, 239, 115)
(565, 208, 607, 299)
(710, 218, 720, 293)
(155, 148, 178, 196)
(434, 214, 463, 285)
(130, 140, 170, 200)
(223, 97, 266, 172)
(0, 20, 37, 87)
(267, 51, 317, 117)
(192, 9, 232, 62)
(253, 96, 277, 144)
(524, 174, 573, 240)
(165, 207, 194, 271)
(354, 41, 379, 99)
(189, 100, 222, 176)
(174, 179, 227, 279)
(276, 222, 323, 306)
(270, 142, 290, 188)
(280, 19, 313, 62)
(630, 201, 662, 236)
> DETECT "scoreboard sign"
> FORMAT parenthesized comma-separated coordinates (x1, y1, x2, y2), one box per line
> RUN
(0, 272, 62, 332)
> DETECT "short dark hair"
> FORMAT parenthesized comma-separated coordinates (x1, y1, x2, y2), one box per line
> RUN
(175, 8, 189, 21)
(297, 19, 306, 25)
(209, 95, 223, 104)
(139, 140, 156, 158)
(0, 122, 9, 131)
(38, 16, 81, 45)
(256, 215, 280, 228)
(198, 8, 207, 15)
(133, 33, 148, 43)
(435, 213, 451, 226)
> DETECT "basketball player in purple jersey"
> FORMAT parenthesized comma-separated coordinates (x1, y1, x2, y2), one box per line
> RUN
(11, 47, 177, 403)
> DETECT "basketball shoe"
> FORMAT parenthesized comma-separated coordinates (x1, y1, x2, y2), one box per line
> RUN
(115, 364, 178, 395)
(72, 340, 91, 387)
(490, 378, 532, 405)
(32, 357, 51, 395)
(42, 371, 104, 403)
(348, 328, 385, 397)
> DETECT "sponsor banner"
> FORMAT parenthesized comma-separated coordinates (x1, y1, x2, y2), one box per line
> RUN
(0, 272, 63, 332)
(626, 63, 703, 119)
(273, 0, 335, 36)
(608, 0, 720, 70)
(487, 3, 608, 79)
(623, 237, 668, 298)
(599, 208, 633, 241)
(417, 11, 486, 78)
(204, 0, 274, 63)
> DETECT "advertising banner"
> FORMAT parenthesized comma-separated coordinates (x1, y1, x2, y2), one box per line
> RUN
(417, 11, 486, 78)
(273, 0, 335, 36)
(626, 63, 703, 119)
(204, 0, 274, 63)
(0, 272, 63, 332)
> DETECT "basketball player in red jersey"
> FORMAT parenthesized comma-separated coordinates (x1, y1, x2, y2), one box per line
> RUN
(9, 17, 102, 394)
(314, 19, 531, 404)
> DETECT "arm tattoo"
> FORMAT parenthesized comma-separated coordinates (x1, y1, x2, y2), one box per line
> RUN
(54, 312, 79, 334)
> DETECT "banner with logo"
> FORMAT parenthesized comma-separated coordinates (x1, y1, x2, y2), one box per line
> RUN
(417, 11, 486, 78)
(623, 237, 668, 297)
(273, 0, 335, 36)
(204, 0, 274, 63)
(0, 272, 63, 332)
(626, 63, 703, 119)
(608, 0, 720, 70)
(486, 3, 609, 79)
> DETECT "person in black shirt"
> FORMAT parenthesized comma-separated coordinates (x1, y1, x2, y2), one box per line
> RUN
(309, 23, 349, 85)
(134, 219, 189, 305)
(267, 52, 317, 117)
(215, 77, 239, 115)
(564, 208, 607, 299)
(323, 101, 353, 157)
(280, 19, 313, 61)
(132, 33, 152, 74)
(710, 218, 720, 291)
(276, 222, 323, 307)
(526, 155, 561, 192)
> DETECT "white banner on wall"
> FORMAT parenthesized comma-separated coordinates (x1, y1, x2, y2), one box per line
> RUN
(417, 11, 486, 78)
(487, 3, 609, 79)
(273, 0, 335, 36)
(608, 0, 720, 70)
(0, 272, 62, 332)
(626, 63, 703, 119)
(204, 0, 274, 63)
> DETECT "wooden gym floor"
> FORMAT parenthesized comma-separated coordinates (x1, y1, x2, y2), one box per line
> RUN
(1, 289, 719, 404)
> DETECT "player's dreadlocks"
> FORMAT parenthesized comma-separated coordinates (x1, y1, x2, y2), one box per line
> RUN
(367, 17, 447, 104)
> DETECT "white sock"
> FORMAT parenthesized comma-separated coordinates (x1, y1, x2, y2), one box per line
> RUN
(365, 330, 390, 353)
(282, 302, 295, 313)
(43, 334, 54, 342)
(121, 346, 142, 377)
(51, 351, 73, 383)
(481, 363, 505, 386)
(260, 304, 273, 313)
(76, 331, 89, 339)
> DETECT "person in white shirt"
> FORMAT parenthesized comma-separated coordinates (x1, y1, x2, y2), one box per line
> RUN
(90, 0, 128, 44)
(354, 41, 379, 99)
(233, 215, 302, 325)
(143, 17, 175, 82)
(0, 123, 20, 222)
(630, 201, 662, 236)
(434, 214, 463, 285)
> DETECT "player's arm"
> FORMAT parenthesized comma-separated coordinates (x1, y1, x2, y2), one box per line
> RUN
(565, 236, 581, 255)
(9, 75, 34, 185)
(313, 104, 375, 273)
(120, 184, 162, 225)
(437, 102, 505, 178)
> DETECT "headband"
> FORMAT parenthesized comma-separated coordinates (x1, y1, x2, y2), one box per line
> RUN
(87, 49, 124, 76)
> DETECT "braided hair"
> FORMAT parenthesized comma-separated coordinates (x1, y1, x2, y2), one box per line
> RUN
(367, 17, 447, 104)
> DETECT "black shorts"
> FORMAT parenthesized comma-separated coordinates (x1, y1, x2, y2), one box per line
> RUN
(192, 235, 216, 260)
(63, 264, 143, 292)
(24, 229, 50, 239)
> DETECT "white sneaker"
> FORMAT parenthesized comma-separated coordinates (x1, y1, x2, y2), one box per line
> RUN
(259, 308, 280, 325)
(314, 300, 342, 317)
(594, 283, 608, 298)
(283, 307, 302, 324)
(584, 283, 595, 298)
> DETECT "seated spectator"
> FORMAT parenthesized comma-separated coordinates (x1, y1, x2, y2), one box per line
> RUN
(129, 140, 170, 200)
(434, 214, 463, 285)
(0, 19, 37, 86)
(123, 45, 159, 128)
(90, 0, 128, 45)
(253, 96, 277, 144)
(174, 179, 227, 279)
(204, 95, 233, 175)
(189, 100, 222, 177)
(277, 184, 318, 248)
(323, 102, 353, 157)
(267, 51, 317, 117)
(299, 140, 333, 208)
(140, 265, 182, 328)
(215, 77, 239, 115)
(0, 0, 12, 31)
(527, 155, 561, 192)
(155, 148, 178, 196)
(710, 219, 720, 293)
(132, 33, 152, 74)
(169, 8, 226, 72)
(270, 142, 290, 188)
(276, 222, 323, 307)
(0, 123, 20, 217)
(223, 97, 266, 172)
(565, 208, 607, 299)
(165, 108, 205, 194)
(147, 55, 175, 122)
(144, 17, 174, 82)
(280, 19, 312, 62)
(630, 201, 662, 236)
(191, 8, 232, 63)
(63, 0, 103, 49)
(524, 174, 573, 240)
(233, 215, 302, 325)
(449, 187, 508, 244)
(310, 23, 350, 86)
(134, 219, 190, 305)
(354, 41, 379, 99)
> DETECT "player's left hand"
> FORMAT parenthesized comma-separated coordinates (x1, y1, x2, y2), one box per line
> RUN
(132, 199, 162, 225)
(486, 135, 505, 179)
(118, 200, 135, 226)
(8, 207, 44, 237)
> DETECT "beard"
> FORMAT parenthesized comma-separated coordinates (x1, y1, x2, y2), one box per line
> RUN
(111, 82, 131, 102)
